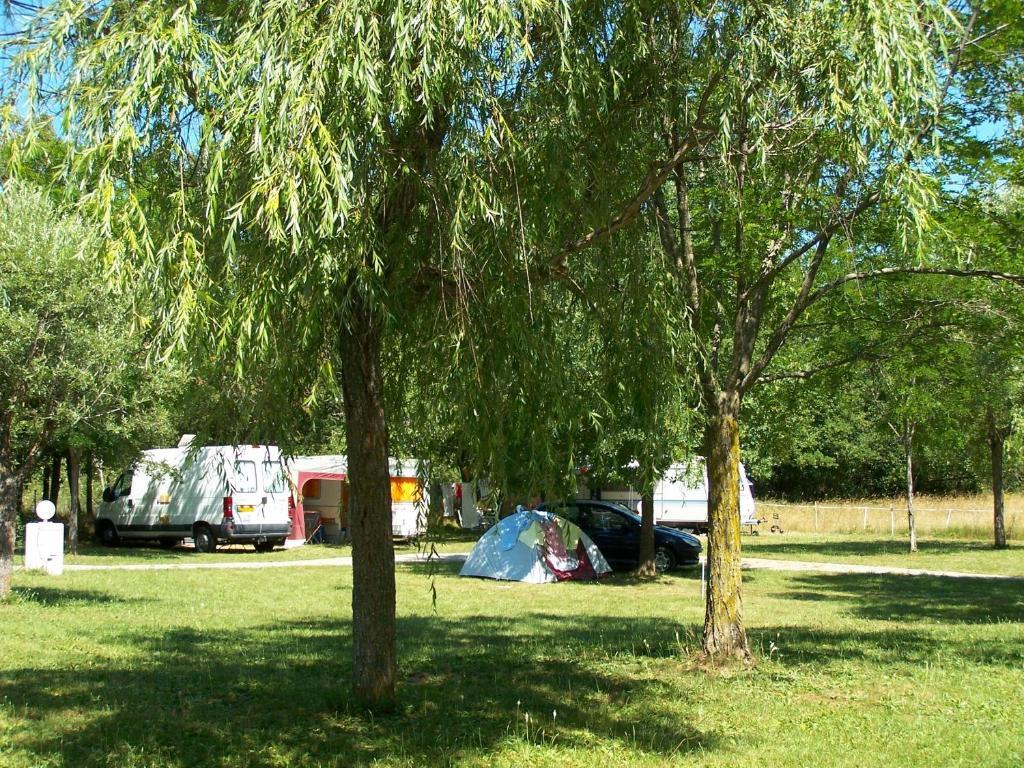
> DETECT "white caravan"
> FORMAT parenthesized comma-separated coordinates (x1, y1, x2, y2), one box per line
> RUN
(95, 439, 292, 552)
(577, 459, 758, 533)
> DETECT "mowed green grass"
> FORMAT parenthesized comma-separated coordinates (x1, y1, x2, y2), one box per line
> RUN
(742, 533, 1024, 577)
(2, 557, 1023, 768)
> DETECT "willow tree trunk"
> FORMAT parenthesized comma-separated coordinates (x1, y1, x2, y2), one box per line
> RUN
(637, 491, 656, 577)
(703, 395, 750, 660)
(339, 294, 397, 709)
(67, 449, 80, 556)
(904, 427, 917, 553)
(990, 424, 1007, 550)
(0, 465, 16, 597)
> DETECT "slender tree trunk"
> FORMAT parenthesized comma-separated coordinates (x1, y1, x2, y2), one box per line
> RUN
(338, 294, 396, 709)
(42, 461, 51, 502)
(427, 479, 443, 529)
(703, 392, 750, 660)
(904, 426, 917, 553)
(988, 411, 1008, 550)
(0, 458, 18, 598)
(67, 449, 80, 556)
(49, 453, 62, 508)
(85, 452, 95, 523)
(636, 489, 657, 577)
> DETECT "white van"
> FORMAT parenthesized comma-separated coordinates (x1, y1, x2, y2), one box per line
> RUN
(577, 459, 758, 533)
(95, 441, 293, 552)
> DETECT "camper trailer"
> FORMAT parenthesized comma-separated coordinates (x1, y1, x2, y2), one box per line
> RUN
(577, 459, 758, 533)
(95, 439, 292, 552)
(287, 456, 427, 545)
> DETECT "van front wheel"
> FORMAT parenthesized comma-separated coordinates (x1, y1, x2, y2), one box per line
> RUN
(193, 525, 216, 554)
(97, 521, 120, 548)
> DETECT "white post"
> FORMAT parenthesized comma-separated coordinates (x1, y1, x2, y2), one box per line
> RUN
(890, 505, 895, 536)
(814, 501, 819, 531)
(863, 506, 868, 531)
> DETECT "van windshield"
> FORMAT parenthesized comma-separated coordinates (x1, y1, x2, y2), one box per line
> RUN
(232, 461, 258, 493)
(263, 461, 287, 494)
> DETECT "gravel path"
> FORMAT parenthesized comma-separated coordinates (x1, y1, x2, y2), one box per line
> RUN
(36, 552, 1021, 580)
(56, 552, 467, 572)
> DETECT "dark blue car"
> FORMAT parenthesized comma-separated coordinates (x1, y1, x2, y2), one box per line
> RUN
(540, 500, 702, 572)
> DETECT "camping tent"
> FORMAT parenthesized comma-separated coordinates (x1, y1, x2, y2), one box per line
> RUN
(459, 509, 612, 583)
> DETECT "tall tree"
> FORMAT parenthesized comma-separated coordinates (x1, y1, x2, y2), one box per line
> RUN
(5, 0, 580, 706)
(526, 1, 1023, 658)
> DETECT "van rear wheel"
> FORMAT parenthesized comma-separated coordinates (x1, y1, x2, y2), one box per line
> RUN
(193, 524, 216, 553)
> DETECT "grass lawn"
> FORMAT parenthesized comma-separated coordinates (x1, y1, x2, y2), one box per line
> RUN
(742, 533, 1024, 577)
(2, 558, 1023, 767)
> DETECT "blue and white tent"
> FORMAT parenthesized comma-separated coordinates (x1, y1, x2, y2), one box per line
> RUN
(459, 509, 611, 583)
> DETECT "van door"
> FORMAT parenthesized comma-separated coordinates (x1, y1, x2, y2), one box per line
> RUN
(261, 459, 290, 526)
(230, 458, 261, 529)
(121, 471, 151, 537)
(106, 470, 135, 531)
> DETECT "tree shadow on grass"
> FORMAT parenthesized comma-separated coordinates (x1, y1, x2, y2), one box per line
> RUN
(781, 571, 1024, 625)
(748, 620, 1024, 669)
(8, 586, 150, 607)
(398, 560, 704, 585)
(0, 612, 722, 768)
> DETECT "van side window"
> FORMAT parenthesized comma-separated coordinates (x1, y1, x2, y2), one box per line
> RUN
(263, 461, 287, 493)
(232, 461, 258, 493)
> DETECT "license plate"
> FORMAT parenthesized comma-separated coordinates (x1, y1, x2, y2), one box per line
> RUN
(238, 505, 255, 514)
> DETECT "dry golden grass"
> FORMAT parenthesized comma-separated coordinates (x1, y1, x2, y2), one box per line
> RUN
(757, 492, 1021, 538)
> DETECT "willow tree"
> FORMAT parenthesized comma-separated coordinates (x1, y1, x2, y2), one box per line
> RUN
(4, 0, 575, 706)
(476, 0, 1023, 659)
(636, 1, 1024, 657)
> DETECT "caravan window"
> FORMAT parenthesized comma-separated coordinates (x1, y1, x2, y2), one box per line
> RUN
(263, 461, 287, 493)
(232, 461, 258, 493)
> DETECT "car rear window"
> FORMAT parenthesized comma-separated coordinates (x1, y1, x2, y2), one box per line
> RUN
(589, 508, 630, 532)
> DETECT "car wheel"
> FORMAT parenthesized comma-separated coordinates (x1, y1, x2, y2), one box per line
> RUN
(654, 546, 676, 573)
(193, 524, 216, 553)
(97, 521, 120, 547)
